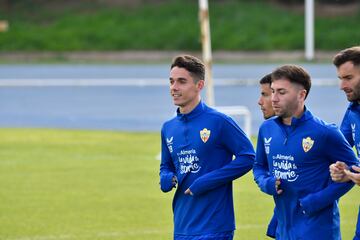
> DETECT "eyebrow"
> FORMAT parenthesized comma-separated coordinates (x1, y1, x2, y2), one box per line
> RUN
(169, 77, 187, 81)
(271, 87, 286, 90)
(338, 74, 352, 79)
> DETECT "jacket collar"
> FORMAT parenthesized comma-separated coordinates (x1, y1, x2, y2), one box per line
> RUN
(347, 102, 360, 115)
(176, 101, 205, 121)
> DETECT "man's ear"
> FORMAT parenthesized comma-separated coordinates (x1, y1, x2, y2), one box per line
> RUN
(197, 79, 205, 90)
(299, 89, 307, 101)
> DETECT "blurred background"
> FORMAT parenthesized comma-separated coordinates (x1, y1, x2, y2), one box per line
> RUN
(0, 0, 359, 239)
(0, 0, 360, 133)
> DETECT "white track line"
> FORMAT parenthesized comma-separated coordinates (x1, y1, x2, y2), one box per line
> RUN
(0, 78, 338, 87)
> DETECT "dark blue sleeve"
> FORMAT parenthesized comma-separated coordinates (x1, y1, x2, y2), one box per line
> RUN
(159, 128, 176, 192)
(299, 181, 354, 216)
(266, 209, 277, 238)
(189, 117, 255, 195)
(299, 126, 359, 215)
(340, 109, 354, 146)
(253, 127, 278, 196)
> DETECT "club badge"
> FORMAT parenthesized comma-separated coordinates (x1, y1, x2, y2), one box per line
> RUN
(302, 137, 314, 153)
(200, 128, 211, 143)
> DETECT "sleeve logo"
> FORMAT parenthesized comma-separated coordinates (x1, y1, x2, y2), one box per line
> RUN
(200, 128, 211, 143)
(351, 123, 356, 142)
(264, 137, 272, 154)
(166, 136, 173, 153)
(302, 137, 314, 152)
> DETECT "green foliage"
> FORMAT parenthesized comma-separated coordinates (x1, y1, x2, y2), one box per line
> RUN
(276, 0, 356, 4)
(0, 128, 358, 239)
(0, 0, 359, 51)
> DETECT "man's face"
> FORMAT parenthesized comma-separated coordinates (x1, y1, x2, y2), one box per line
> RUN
(338, 61, 360, 103)
(258, 83, 275, 119)
(169, 66, 203, 109)
(271, 79, 304, 119)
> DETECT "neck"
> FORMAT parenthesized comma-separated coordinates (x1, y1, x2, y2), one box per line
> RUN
(282, 104, 305, 125)
(179, 97, 201, 114)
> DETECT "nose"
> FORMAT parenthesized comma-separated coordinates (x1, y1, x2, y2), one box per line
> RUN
(170, 81, 178, 91)
(258, 97, 263, 106)
(340, 79, 346, 90)
(272, 93, 278, 103)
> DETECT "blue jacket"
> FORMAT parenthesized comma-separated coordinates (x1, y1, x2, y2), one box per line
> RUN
(254, 108, 359, 240)
(160, 101, 255, 236)
(340, 102, 360, 240)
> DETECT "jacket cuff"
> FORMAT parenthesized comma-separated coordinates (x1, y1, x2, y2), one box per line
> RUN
(160, 172, 175, 192)
(266, 215, 277, 238)
(263, 177, 278, 195)
(188, 179, 203, 196)
(298, 197, 313, 216)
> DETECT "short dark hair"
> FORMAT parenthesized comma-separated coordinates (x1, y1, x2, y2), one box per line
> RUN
(271, 64, 312, 99)
(171, 55, 205, 82)
(333, 46, 360, 68)
(259, 73, 272, 85)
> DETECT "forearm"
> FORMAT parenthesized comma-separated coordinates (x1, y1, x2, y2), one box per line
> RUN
(189, 154, 254, 195)
(253, 170, 278, 196)
(299, 181, 354, 216)
(159, 171, 176, 192)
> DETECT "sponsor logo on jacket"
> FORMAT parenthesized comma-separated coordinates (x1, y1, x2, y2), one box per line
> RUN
(264, 137, 272, 154)
(177, 149, 201, 174)
(166, 136, 173, 153)
(272, 154, 299, 182)
(352, 123, 356, 142)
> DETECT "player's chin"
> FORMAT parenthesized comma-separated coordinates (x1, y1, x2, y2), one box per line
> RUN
(345, 93, 353, 101)
(173, 99, 184, 107)
(273, 108, 282, 115)
(172, 97, 181, 104)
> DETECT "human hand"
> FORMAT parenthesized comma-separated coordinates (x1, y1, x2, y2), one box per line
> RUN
(275, 178, 283, 195)
(172, 176, 178, 187)
(344, 165, 360, 186)
(184, 188, 193, 196)
(329, 161, 350, 182)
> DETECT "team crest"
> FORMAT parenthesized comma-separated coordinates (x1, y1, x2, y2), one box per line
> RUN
(200, 128, 211, 143)
(302, 137, 314, 152)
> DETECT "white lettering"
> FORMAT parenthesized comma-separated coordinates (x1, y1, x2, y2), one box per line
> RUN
(272, 154, 294, 161)
(177, 149, 201, 174)
(272, 153, 299, 182)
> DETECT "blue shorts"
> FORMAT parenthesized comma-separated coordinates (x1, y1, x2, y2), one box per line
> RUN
(174, 231, 234, 240)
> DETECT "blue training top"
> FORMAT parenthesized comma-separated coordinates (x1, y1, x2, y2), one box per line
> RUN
(340, 102, 360, 240)
(254, 108, 359, 240)
(160, 101, 255, 236)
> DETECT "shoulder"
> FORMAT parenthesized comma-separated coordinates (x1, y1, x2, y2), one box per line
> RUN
(204, 105, 235, 124)
(259, 116, 278, 131)
(161, 115, 178, 131)
(308, 115, 342, 137)
(198, 106, 245, 134)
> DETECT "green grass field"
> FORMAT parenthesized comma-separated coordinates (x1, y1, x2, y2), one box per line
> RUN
(0, 0, 359, 51)
(0, 129, 358, 239)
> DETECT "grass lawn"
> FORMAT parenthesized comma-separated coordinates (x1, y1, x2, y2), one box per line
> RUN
(0, 129, 358, 239)
(0, 0, 359, 51)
